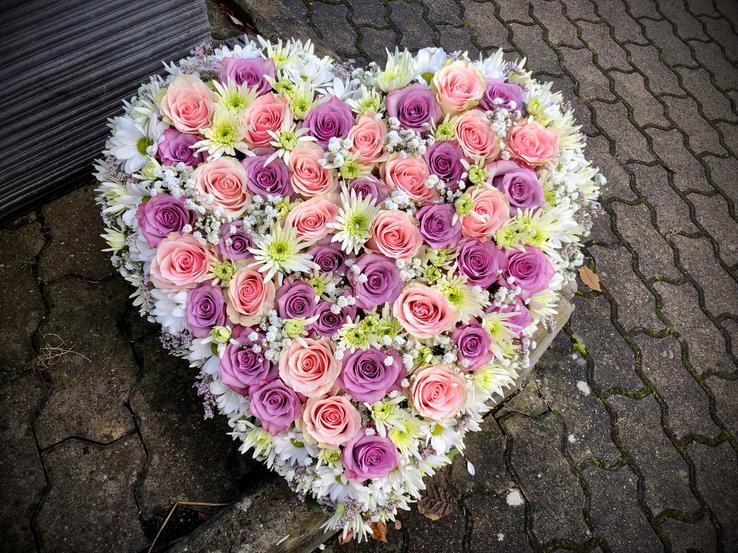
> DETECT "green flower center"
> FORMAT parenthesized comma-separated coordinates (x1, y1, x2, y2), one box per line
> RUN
(279, 130, 298, 150)
(435, 121, 455, 141)
(213, 123, 237, 144)
(340, 160, 362, 180)
(136, 136, 153, 155)
(210, 325, 232, 343)
(455, 195, 473, 216)
(224, 94, 248, 111)
(346, 213, 369, 237)
(212, 260, 236, 283)
(268, 240, 291, 262)
(468, 165, 487, 185)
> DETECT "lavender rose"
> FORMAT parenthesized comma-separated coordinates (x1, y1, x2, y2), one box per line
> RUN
(424, 140, 465, 187)
(217, 57, 276, 95)
(416, 203, 462, 248)
(303, 96, 354, 147)
(342, 433, 400, 481)
(242, 155, 293, 198)
(338, 347, 404, 403)
(157, 128, 203, 167)
(500, 246, 554, 298)
(217, 220, 253, 260)
(349, 175, 389, 204)
(135, 194, 194, 247)
(348, 253, 404, 309)
(186, 283, 226, 338)
(386, 83, 442, 133)
(456, 239, 507, 288)
(487, 160, 544, 212)
(479, 79, 524, 113)
(451, 323, 493, 371)
(310, 241, 351, 275)
(220, 328, 275, 395)
(249, 378, 302, 435)
(275, 280, 317, 319)
(309, 301, 356, 337)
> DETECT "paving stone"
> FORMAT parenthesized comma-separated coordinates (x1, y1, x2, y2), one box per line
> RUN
(34, 277, 138, 448)
(689, 441, 738, 550)
(436, 24, 479, 57)
(608, 394, 699, 515)
(690, 40, 738, 90)
(676, 67, 737, 124)
(562, 0, 596, 20)
(660, 515, 718, 553)
(714, 0, 738, 25)
(716, 120, 738, 157)
(497, 0, 533, 23)
(465, 491, 533, 553)
(559, 46, 614, 102)
(627, 0, 660, 19)
(38, 185, 114, 282)
(459, 1, 510, 50)
(500, 412, 591, 544)
(703, 375, 738, 438)
(0, 222, 46, 374)
(658, 0, 709, 40)
(703, 155, 738, 204)
(610, 70, 668, 128)
(391, 1, 438, 50)
(423, 0, 463, 26)
(579, 21, 630, 71)
(529, 0, 581, 47)
(612, 202, 681, 281)
(495, 380, 549, 420)
(509, 22, 564, 76)
(654, 281, 733, 375)
(689, 193, 738, 266)
(546, 74, 596, 135)
(361, 27, 400, 62)
(585, 135, 637, 202)
(685, 0, 719, 17)
(700, 16, 738, 64)
(581, 465, 663, 552)
(641, 18, 696, 66)
(0, 373, 47, 552)
(624, 43, 682, 96)
(629, 163, 697, 235)
(206, 0, 245, 41)
(280, 0, 308, 20)
(311, 2, 360, 60)
(663, 95, 726, 156)
(37, 435, 147, 552)
(635, 335, 718, 439)
(450, 412, 509, 495)
(591, 100, 653, 163)
(590, 245, 664, 331)
(350, 0, 388, 27)
(594, 0, 646, 43)
(646, 127, 711, 193)
(587, 204, 620, 246)
(724, 319, 738, 362)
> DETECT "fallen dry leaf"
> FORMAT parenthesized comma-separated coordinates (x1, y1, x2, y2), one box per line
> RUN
(579, 266, 601, 292)
(417, 482, 455, 521)
(370, 520, 388, 543)
(338, 531, 354, 545)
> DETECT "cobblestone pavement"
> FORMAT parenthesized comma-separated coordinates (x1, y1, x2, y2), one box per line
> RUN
(1, 0, 737, 552)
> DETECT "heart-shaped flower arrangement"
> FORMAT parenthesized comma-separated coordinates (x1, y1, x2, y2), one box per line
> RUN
(96, 36, 603, 539)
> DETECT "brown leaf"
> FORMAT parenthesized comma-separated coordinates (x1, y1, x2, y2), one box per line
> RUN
(370, 521, 388, 543)
(579, 266, 601, 292)
(417, 482, 455, 521)
(338, 531, 354, 545)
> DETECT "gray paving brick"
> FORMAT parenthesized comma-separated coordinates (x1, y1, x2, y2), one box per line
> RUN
(646, 127, 711, 193)
(591, 100, 654, 162)
(641, 18, 697, 66)
(663, 95, 726, 156)
(690, 40, 738, 90)
(629, 163, 697, 235)
(610, 70, 668, 128)
(579, 20, 631, 70)
(688, 192, 738, 265)
(624, 43, 682, 96)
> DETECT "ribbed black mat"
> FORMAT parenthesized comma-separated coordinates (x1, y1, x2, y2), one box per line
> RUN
(0, 0, 211, 224)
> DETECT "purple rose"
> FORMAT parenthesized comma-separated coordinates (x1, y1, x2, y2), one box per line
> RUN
(348, 253, 404, 309)
(217, 220, 253, 260)
(309, 301, 356, 337)
(342, 433, 400, 481)
(487, 160, 544, 212)
(242, 155, 293, 198)
(349, 175, 389, 204)
(220, 328, 275, 395)
(186, 283, 226, 338)
(451, 323, 493, 371)
(135, 194, 194, 247)
(248, 378, 302, 435)
(275, 280, 316, 319)
(157, 128, 203, 167)
(338, 347, 404, 403)
(303, 96, 354, 147)
(487, 297, 532, 337)
(424, 140, 465, 187)
(386, 83, 441, 133)
(416, 203, 461, 249)
(218, 57, 276, 95)
(500, 246, 554, 298)
(456, 239, 507, 288)
(479, 79, 524, 113)
(310, 241, 351, 276)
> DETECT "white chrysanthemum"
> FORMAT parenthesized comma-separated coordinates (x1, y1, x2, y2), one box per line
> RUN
(473, 48, 506, 80)
(482, 311, 519, 360)
(150, 288, 188, 335)
(266, 122, 315, 165)
(423, 420, 465, 456)
(193, 107, 249, 159)
(213, 80, 257, 114)
(248, 223, 318, 282)
(377, 48, 415, 92)
(108, 113, 164, 173)
(435, 275, 490, 323)
(414, 47, 447, 84)
(327, 188, 379, 254)
(272, 431, 316, 466)
(473, 364, 518, 398)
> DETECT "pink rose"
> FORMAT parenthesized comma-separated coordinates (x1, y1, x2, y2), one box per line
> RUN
(348, 115, 386, 164)
(411, 365, 467, 420)
(279, 337, 340, 397)
(454, 110, 500, 160)
(382, 155, 436, 205)
(160, 75, 214, 134)
(150, 233, 212, 290)
(242, 93, 292, 147)
(432, 60, 487, 115)
(507, 122, 559, 166)
(289, 142, 337, 197)
(460, 186, 510, 240)
(392, 283, 458, 339)
(193, 157, 249, 216)
(226, 268, 276, 326)
(285, 197, 339, 242)
(366, 210, 423, 260)
(302, 395, 362, 447)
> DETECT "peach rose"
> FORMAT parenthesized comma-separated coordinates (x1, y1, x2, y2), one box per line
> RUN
(242, 93, 292, 147)
(460, 186, 510, 240)
(392, 283, 458, 339)
(432, 60, 487, 115)
(411, 365, 467, 420)
(279, 337, 340, 398)
(226, 268, 276, 326)
(454, 110, 500, 160)
(302, 395, 362, 447)
(285, 197, 339, 242)
(348, 115, 386, 164)
(150, 233, 212, 290)
(289, 142, 337, 197)
(507, 121, 559, 166)
(160, 75, 214, 134)
(383, 155, 436, 205)
(366, 210, 423, 260)
(193, 157, 249, 216)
